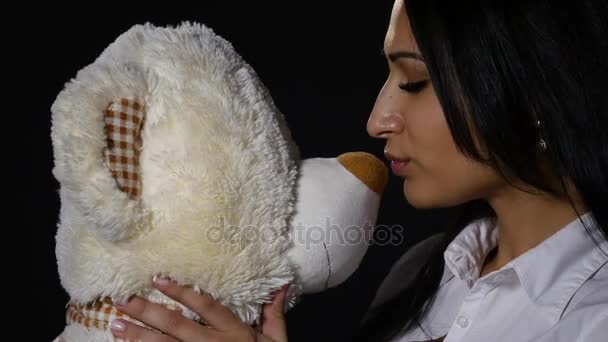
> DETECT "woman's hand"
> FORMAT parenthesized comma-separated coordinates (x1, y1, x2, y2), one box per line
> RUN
(110, 276, 289, 341)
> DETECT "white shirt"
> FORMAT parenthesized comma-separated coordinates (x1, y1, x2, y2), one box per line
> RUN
(371, 212, 608, 342)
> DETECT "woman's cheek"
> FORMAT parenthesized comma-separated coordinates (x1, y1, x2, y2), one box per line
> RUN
(402, 164, 458, 208)
(402, 154, 491, 209)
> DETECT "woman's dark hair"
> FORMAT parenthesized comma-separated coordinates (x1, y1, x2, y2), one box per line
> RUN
(357, 1, 608, 341)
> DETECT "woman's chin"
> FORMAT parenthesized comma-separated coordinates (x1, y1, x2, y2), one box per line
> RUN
(403, 179, 442, 209)
(403, 179, 472, 209)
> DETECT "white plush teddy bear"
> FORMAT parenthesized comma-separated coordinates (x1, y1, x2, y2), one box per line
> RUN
(50, 22, 388, 341)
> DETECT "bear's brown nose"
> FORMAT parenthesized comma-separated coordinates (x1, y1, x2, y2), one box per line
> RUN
(337, 152, 389, 195)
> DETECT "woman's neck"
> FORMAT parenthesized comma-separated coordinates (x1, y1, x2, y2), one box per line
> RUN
(480, 183, 588, 277)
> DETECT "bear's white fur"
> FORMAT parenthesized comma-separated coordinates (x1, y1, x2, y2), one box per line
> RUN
(51, 22, 388, 341)
(51, 22, 298, 326)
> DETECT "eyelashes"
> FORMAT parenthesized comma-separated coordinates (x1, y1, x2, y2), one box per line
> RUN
(399, 80, 429, 93)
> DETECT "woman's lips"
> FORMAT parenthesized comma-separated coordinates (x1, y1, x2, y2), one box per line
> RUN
(390, 160, 410, 175)
(385, 151, 411, 176)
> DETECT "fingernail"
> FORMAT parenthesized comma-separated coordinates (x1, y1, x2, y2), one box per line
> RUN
(110, 319, 126, 332)
(114, 297, 129, 307)
(283, 284, 298, 313)
(286, 284, 298, 299)
(153, 274, 171, 288)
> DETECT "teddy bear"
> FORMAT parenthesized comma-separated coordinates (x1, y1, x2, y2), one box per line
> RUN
(50, 22, 388, 341)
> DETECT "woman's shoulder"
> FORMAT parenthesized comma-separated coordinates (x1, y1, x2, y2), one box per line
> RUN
(368, 233, 446, 312)
(541, 259, 607, 341)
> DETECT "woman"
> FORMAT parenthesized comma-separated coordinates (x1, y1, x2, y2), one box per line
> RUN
(109, 0, 608, 341)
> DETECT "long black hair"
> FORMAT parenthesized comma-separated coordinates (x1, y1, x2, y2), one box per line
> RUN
(357, 1, 608, 341)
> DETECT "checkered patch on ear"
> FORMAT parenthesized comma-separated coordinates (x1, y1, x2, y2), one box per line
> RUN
(103, 98, 145, 199)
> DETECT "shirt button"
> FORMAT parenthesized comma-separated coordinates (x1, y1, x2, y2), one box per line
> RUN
(456, 315, 469, 328)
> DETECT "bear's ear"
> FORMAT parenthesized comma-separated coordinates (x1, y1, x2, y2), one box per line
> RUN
(51, 62, 151, 242)
(102, 98, 145, 200)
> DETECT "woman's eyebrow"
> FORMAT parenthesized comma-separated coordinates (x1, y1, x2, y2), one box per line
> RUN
(381, 49, 425, 62)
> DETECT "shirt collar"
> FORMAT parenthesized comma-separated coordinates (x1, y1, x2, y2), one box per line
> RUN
(443, 216, 499, 287)
(443, 212, 608, 324)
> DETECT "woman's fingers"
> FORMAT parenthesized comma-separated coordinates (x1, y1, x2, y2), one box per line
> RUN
(153, 275, 244, 331)
(261, 285, 289, 342)
(114, 276, 289, 342)
(115, 296, 219, 341)
(110, 318, 179, 342)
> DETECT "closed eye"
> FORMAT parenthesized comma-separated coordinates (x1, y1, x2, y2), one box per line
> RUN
(399, 80, 429, 93)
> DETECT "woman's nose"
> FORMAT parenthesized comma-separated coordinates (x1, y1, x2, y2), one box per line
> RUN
(367, 86, 404, 139)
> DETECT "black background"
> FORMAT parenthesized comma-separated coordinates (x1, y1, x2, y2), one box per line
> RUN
(25, 2, 461, 341)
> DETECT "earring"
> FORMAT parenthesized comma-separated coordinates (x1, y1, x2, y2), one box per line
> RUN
(537, 138, 547, 151)
(535, 120, 547, 151)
